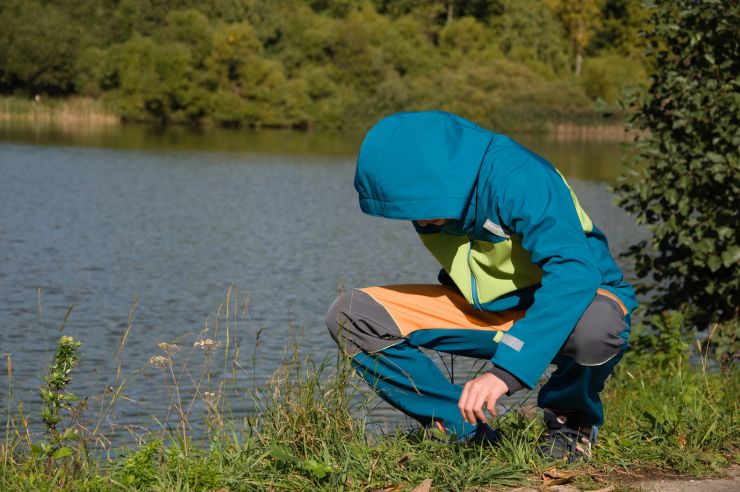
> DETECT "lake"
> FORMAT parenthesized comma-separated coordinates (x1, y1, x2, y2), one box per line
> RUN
(0, 123, 643, 445)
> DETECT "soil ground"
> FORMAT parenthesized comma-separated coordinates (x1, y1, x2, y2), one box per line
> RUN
(509, 465, 740, 491)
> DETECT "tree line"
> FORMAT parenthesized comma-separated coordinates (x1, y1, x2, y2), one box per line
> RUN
(0, 0, 648, 129)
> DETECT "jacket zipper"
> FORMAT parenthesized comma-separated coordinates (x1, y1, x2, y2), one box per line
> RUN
(467, 235, 483, 310)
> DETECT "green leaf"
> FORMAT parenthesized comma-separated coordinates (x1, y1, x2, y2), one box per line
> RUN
(52, 446, 73, 459)
(269, 445, 295, 464)
(707, 255, 722, 272)
(61, 427, 77, 440)
(721, 246, 740, 267)
(430, 427, 447, 441)
(302, 458, 333, 479)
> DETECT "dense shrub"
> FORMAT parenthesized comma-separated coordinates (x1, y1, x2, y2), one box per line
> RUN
(615, 0, 739, 331)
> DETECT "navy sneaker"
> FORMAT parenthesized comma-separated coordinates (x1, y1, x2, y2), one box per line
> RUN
(426, 420, 500, 446)
(462, 422, 501, 447)
(539, 408, 597, 461)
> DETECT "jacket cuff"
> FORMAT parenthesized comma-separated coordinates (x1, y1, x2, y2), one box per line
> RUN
(487, 365, 525, 396)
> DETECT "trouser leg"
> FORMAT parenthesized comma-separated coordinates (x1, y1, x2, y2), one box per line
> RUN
(326, 285, 520, 437)
(537, 296, 631, 428)
(352, 328, 513, 436)
(351, 341, 478, 436)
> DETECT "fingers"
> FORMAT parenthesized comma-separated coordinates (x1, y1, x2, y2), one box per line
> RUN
(459, 381, 478, 424)
(457, 383, 469, 423)
(458, 383, 471, 423)
(459, 374, 510, 425)
(459, 381, 493, 424)
(486, 395, 497, 418)
(472, 391, 488, 424)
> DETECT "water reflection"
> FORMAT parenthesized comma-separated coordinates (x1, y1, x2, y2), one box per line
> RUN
(0, 121, 628, 181)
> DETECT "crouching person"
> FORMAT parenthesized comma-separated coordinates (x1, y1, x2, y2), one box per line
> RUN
(326, 111, 636, 462)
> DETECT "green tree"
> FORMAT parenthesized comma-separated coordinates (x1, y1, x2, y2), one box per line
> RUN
(592, 0, 650, 58)
(615, 0, 740, 329)
(580, 53, 646, 103)
(545, 0, 605, 75)
(261, 4, 340, 73)
(438, 17, 494, 57)
(0, 0, 81, 94)
(164, 9, 214, 67)
(371, 0, 502, 26)
(307, 0, 363, 16)
(206, 22, 291, 126)
(95, 36, 201, 124)
(441, 0, 503, 22)
(493, 0, 570, 75)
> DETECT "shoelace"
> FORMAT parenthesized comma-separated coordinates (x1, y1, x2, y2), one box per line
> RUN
(543, 427, 584, 455)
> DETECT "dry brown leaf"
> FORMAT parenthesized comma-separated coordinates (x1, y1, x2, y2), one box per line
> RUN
(543, 466, 574, 478)
(397, 453, 411, 467)
(411, 478, 433, 492)
(542, 466, 575, 486)
(678, 434, 687, 448)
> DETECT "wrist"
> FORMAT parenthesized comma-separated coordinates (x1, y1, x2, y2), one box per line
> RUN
(482, 371, 509, 392)
(487, 365, 524, 395)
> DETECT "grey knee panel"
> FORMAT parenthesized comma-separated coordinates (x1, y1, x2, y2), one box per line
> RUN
(559, 294, 627, 366)
(325, 289, 402, 356)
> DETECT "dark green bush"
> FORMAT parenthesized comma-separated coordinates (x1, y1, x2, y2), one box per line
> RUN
(615, 0, 740, 331)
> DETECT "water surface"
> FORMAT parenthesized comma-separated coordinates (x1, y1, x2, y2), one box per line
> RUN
(0, 123, 642, 444)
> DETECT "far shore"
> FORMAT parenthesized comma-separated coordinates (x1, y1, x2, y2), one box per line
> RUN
(0, 96, 638, 143)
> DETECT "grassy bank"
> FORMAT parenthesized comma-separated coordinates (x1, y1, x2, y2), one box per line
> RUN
(0, 299, 737, 491)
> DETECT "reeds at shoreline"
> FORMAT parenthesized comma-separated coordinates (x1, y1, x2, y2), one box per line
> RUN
(0, 97, 119, 126)
(547, 122, 640, 143)
(0, 96, 639, 143)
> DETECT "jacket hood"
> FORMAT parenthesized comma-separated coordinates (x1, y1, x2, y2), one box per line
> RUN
(354, 111, 494, 221)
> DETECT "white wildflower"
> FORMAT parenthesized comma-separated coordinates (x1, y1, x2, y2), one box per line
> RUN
(193, 339, 220, 351)
(157, 342, 181, 355)
(147, 355, 168, 368)
(203, 391, 220, 407)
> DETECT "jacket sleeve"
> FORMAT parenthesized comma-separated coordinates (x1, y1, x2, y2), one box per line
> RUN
(488, 164, 601, 389)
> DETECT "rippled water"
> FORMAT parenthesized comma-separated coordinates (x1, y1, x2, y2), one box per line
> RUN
(0, 124, 642, 444)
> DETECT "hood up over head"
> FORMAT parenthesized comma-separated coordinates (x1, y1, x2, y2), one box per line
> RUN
(354, 111, 494, 222)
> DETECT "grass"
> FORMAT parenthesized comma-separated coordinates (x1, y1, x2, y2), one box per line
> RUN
(0, 290, 737, 491)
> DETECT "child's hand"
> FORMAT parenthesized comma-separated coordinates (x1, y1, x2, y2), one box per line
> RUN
(458, 372, 509, 424)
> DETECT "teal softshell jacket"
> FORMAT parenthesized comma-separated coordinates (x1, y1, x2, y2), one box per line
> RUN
(354, 111, 637, 389)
